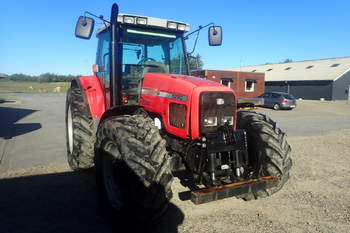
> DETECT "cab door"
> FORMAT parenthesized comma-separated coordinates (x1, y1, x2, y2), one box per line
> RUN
(96, 31, 111, 109)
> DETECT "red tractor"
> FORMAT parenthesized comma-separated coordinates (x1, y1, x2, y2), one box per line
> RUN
(66, 3, 292, 220)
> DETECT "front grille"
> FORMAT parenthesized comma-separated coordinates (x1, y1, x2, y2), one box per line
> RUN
(200, 92, 235, 134)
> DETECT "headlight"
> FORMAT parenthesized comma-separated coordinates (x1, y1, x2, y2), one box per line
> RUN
(177, 24, 186, 31)
(123, 16, 135, 24)
(167, 21, 177, 29)
(136, 17, 147, 25)
(221, 116, 234, 126)
(203, 116, 218, 127)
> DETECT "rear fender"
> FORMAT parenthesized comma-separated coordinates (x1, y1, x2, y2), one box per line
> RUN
(72, 75, 105, 119)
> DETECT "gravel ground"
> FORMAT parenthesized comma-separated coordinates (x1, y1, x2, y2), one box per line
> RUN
(172, 129, 350, 233)
(0, 95, 349, 233)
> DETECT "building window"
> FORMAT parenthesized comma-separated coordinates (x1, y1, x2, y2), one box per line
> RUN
(220, 79, 232, 88)
(252, 69, 256, 72)
(245, 80, 254, 92)
(330, 63, 340, 67)
(285, 67, 292, 70)
(221, 79, 230, 87)
(221, 77, 233, 88)
(306, 65, 314, 69)
(266, 68, 273, 71)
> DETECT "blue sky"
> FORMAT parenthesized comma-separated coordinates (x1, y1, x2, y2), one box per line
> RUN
(0, 0, 349, 76)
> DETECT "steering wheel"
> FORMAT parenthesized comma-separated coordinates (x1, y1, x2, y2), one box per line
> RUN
(138, 57, 156, 65)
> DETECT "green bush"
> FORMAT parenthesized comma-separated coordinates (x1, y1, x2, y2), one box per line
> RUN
(4, 73, 81, 83)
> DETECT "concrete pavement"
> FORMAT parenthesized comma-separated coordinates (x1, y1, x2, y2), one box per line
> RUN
(0, 93, 68, 173)
(1, 94, 350, 174)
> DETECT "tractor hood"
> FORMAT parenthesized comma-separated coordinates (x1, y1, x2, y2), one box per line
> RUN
(140, 73, 236, 139)
(141, 73, 231, 96)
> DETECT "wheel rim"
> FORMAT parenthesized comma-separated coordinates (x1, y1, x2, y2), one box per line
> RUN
(273, 104, 279, 110)
(67, 105, 74, 153)
(102, 154, 124, 210)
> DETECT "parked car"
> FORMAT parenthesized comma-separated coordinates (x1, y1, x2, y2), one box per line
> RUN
(257, 92, 297, 110)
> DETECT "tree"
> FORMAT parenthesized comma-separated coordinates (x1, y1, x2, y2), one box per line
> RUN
(7, 73, 36, 81)
(5, 73, 79, 82)
(282, 58, 293, 63)
(188, 54, 204, 71)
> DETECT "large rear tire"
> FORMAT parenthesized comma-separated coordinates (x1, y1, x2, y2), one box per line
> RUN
(94, 114, 173, 222)
(237, 110, 292, 199)
(65, 86, 95, 170)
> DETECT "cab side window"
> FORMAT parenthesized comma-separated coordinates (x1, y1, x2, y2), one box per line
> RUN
(96, 31, 111, 107)
(96, 31, 110, 84)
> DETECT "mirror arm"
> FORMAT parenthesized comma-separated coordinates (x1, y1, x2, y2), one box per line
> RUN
(187, 30, 200, 56)
(185, 22, 216, 56)
(84, 11, 110, 24)
(184, 22, 214, 40)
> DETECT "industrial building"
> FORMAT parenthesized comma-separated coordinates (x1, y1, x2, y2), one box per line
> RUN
(228, 57, 350, 100)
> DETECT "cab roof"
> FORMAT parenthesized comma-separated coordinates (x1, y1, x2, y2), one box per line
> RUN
(96, 13, 190, 36)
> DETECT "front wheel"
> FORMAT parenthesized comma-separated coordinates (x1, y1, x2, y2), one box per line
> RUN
(237, 110, 292, 200)
(94, 114, 173, 221)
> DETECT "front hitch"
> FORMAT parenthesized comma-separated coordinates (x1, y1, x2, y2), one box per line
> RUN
(191, 176, 278, 205)
(201, 129, 248, 186)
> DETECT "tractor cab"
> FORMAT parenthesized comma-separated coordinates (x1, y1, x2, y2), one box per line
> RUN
(95, 15, 190, 105)
(75, 9, 222, 107)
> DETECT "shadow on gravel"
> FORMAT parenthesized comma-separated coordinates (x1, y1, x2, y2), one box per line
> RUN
(0, 106, 41, 139)
(0, 99, 16, 104)
(0, 170, 184, 233)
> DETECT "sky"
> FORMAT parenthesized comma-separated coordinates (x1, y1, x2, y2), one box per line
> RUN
(0, 0, 349, 76)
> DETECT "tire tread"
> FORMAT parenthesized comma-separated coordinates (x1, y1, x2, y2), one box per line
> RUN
(237, 110, 292, 199)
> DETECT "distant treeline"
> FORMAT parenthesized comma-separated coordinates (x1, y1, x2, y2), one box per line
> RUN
(4, 73, 81, 82)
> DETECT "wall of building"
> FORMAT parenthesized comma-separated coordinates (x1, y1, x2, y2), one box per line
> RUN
(191, 70, 265, 99)
(332, 71, 350, 100)
(0, 73, 7, 79)
(265, 80, 333, 100)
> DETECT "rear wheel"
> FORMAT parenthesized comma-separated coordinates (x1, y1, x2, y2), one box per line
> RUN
(273, 103, 280, 110)
(65, 86, 95, 170)
(95, 114, 173, 222)
(237, 110, 292, 200)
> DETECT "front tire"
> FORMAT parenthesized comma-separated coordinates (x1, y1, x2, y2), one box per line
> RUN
(65, 87, 95, 170)
(237, 110, 292, 200)
(94, 114, 173, 221)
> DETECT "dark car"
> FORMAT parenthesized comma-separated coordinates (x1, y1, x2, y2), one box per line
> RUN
(257, 92, 297, 110)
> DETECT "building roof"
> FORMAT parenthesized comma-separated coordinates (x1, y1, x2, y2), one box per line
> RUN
(0, 73, 7, 79)
(227, 57, 350, 82)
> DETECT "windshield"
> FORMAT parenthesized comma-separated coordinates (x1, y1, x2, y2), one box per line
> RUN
(120, 26, 187, 104)
(122, 27, 187, 75)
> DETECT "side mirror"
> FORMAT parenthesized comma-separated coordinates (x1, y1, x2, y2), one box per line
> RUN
(75, 16, 95, 39)
(208, 26, 222, 46)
